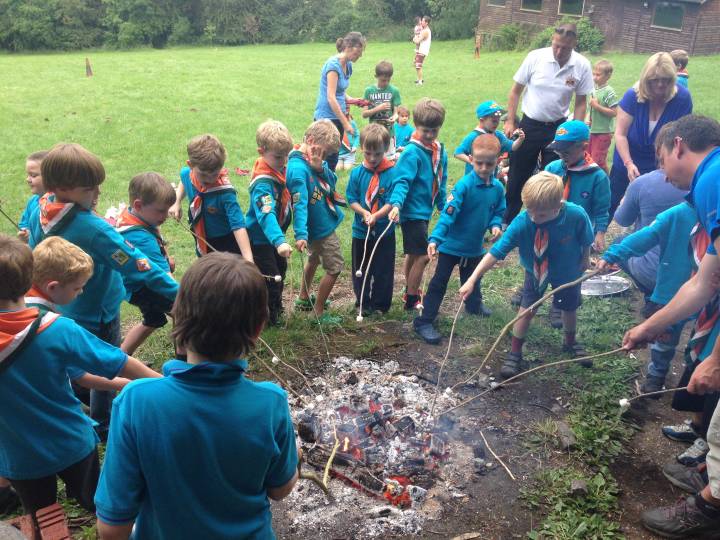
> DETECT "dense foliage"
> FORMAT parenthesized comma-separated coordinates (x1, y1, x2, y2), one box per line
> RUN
(0, 0, 479, 51)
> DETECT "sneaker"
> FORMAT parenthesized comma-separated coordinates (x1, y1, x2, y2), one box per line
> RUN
(563, 342, 592, 367)
(318, 313, 342, 325)
(295, 295, 330, 312)
(549, 305, 563, 329)
(663, 462, 709, 493)
(0, 485, 20, 515)
(641, 495, 720, 539)
(641, 375, 666, 396)
(677, 438, 710, 467)
(466, 302, 492, 317)
(414, 323, 442, 345)
(510, 288, 522, 307)
(663, 420, 702, 443)
(500, 352, 524, 379)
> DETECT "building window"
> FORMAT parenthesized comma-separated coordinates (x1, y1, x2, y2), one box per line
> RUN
(488, 0, 506, 6)
(521, 0, 542, 11)
(652, 2, 684, 30)
(558, 0, 584, 16)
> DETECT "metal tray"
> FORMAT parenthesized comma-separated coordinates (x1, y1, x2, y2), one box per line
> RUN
(581, 275, 632, 297)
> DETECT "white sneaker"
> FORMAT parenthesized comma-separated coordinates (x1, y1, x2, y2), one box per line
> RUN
(677, 438, 709, 466)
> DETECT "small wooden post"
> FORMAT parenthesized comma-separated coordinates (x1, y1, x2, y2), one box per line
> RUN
(85, 57, 93, 77)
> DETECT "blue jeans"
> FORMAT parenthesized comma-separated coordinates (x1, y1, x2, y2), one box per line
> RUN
(648, 319, 686, 379)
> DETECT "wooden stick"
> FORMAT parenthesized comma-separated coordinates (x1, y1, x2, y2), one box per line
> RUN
(440, 347, 625, 416)
(298, 249, 331, 360)
(452, 270, 600, 390)
(357, 221, 394, 321)
(479, 429, 516, 481)
(174, 218, 218, 253)
(323, 424, 340, 488)
(430, 300, 464, 418)
(0, 203, 20, 230)
(416, 255, 436, 315)
(257, 336, 316, 396)
(630, 385, 688, 401)
(252, 352, 306, 402)
(355, 225, 371, 278)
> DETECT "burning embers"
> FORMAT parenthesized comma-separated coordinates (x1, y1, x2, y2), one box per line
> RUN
(294, 358, 457, 509)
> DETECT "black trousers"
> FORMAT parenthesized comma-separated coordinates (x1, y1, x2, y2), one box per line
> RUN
(251, 243, 287, 324)
(504, 116, 565, 224)
(608, 163, 629, 222)
(415, 253, 482, 325)
(351, 231, 395, 313)
(318, 118, 345, 172)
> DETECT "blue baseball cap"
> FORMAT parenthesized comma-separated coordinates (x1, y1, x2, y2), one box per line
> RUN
(547, 120, 590, 151)
(476, 100, 506, 119)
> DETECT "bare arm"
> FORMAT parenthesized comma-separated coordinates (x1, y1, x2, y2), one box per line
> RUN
(325, 71, 352, 133)
(614, 108, 641, 181)
(453, 152, 473, 165)
(74, 373, 131, 392)
(169, 183, 185, 221)
(573, 94, 588, 121)
(233, 228, 254, 263)
(97, 520, 133, 540)
(267, 469, 299, 501)
(118, 356, 162, 380)
(504, 82, 525, 137)
(459, 253, 499, 298)
(591, 99, 617, 118)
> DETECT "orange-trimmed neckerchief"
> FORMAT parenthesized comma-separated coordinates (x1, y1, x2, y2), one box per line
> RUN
(533, 227, 550, 295)
(289, 146, 346, 217)
(249, 157, 291, 229)
(25, 286, 58, 313)
(188, 168, 235, 255)
(39, 193, 81, 236)
(686, 223, 718, 363)
(0, 308, 59, 365)
(115, 208, 170, 260)
(409, 133, 443, 207)
(341, 131, 353, 154)
(362, 158, 394, 213)
(562, 152, 600, 201)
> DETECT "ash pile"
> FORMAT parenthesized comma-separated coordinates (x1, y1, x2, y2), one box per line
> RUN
(278, 357, 491, 538)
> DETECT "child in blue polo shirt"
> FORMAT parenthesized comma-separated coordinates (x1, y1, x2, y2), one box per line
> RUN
(169, 134, 253, 261)
(460, 171, 594, 379)
(288, 119, 345, 323)
(26, 143, 178, 435)
(389, 98, 449, 310)
(95, 253, 299, 540)
(394, 106, 414, 155)
(115, 172, 177, 354)
(0, 234, 159, 515)
(415, 134, 506, 344)
(246, 120, 295, 325)
(346, 124, 396, 314)
(17, 150, 48, 245)
(454, 100, 525, 176)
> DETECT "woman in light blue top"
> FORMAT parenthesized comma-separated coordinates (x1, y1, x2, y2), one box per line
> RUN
(314, 31, 365, 171)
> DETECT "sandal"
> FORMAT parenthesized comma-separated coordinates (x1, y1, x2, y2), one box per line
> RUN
(563, 342, 591, 367)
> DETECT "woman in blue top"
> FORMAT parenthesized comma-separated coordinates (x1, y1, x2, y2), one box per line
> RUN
(609, 52, 692, 219)
(314, 31, 366, 171)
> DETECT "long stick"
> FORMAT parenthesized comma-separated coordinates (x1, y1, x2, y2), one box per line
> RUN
(452, 270, 600, 390)
(355, 225, 371, 278)
(257, 336, 316, 396)
(430, 301, 464, 418)
(630, 385, 688, 401)
(174, 218, 218, 253)
(0, 204, 20, 230)
(323, 424, 340, 488)
(298, 249, 331, 360)
(416, 255, 436, 315)
(440, 347, 625, 416)
(252, 352, 306, 402)
(357, 221, 394, 321)
(480, 429, 516, 481)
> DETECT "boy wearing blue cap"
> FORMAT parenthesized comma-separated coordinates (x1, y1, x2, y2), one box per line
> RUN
(414, 134, 506, 344)
(459, 171, 594, 379)
(454, 100, 525, 176)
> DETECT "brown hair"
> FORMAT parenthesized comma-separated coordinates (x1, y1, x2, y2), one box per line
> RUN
(670, 49, 689, 69)
(172, 253, 268, 359)
(655, 115, 720, 153)
(593, 59, 613, 77)
(32, 236, 93, 288)
(27, 150, 49, 163)
(413, 98, 445, 129)
(336, 32, 366, 53)
(472, 133, 501, 155)
(41, 143, 105, 191)
(0, 234, 33, 301)
(186, 134, 227, 171)
(256, 120, 294, 154)
(397, 105, 410, 116)
(304, 119, 341, 153)
(360, 123, 391, 152)
(129, 172, 176, 207)
(375, 60, 393, 78)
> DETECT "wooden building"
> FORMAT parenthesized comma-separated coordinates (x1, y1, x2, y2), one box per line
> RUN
(476, 0, 720, 55)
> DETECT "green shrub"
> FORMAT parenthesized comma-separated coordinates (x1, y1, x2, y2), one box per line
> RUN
(484, 23, 539, 51)
(430, 0, 481, 40)
(530, 17, 605, 53)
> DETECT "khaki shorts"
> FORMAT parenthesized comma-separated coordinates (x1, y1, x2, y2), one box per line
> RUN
(707, 401, 720, 498)
(414, 53, 426, 69)
(308, 232, 344, 275)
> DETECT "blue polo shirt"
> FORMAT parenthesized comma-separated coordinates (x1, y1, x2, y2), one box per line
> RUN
(454, 129, 513, 175)
(246, 179, 290, 247)
(490, 202, 594, 285)
(603, 202, 697, 305)
(119, 224, 171, 295)
(394, 123, 415, 149)
(180, 167, 246, 239)
(95, 359, 297, 540)
(429, 171, 506, 258)
(389, 142, 448, 222)
(314, 56, 352, 121)
(28, 206, 178, 332)
(287, 151, 344, 243)
(345, 163, 395, 239)
(0, 313, 127, 479)
(545, 158, 611, 233)
(18, 194, 39, 240)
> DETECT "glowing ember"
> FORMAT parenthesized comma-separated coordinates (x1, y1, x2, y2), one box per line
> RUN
(343, 437, 350, 452)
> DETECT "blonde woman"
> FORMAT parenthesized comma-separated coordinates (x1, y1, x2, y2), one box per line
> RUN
(609, 52, 692, 218)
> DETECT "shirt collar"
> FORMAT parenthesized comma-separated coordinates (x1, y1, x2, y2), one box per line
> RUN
(687, 147, 720, 207)
(543, 47, 577, 68)
(162, 358, 248, 384)
(471, 170, 496, 187)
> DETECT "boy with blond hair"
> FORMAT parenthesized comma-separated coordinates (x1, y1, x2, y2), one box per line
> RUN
(26, 143, 178, 435)
(18, 150, 49, 245)
(169, 134, 253, 261)
(346, 123, 396, 314)
(389, 98, 448, 310)
(587, 59, 618, 173)
(288, 119, 345, 323)
(246, 120, 295, 325)
(0, 234, 159, 515)
(115, 172, 177, 354)
(460, 171, 594, 378)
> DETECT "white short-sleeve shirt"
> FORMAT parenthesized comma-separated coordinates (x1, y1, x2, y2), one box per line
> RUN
(513, 47, 594, 122)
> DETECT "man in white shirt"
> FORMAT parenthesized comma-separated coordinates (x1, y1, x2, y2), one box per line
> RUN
(503, 23, 594, 224)
(413, 16, 432, 86)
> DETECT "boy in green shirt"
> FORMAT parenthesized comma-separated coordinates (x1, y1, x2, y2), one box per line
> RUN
(587, 59, 618, 174)
(363, 61, 402, 157)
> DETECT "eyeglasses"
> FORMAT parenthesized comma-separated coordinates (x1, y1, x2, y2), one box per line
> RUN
(554, 27, 577, 38)
(648, 77, 673, 84)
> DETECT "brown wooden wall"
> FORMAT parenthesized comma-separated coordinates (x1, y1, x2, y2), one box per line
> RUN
(476, 0, 720, 55)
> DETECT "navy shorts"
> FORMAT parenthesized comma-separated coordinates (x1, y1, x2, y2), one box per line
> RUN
(401, 219, 429, 255)
(520, 271, 582, 311)
(130, 286, 174, 328)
